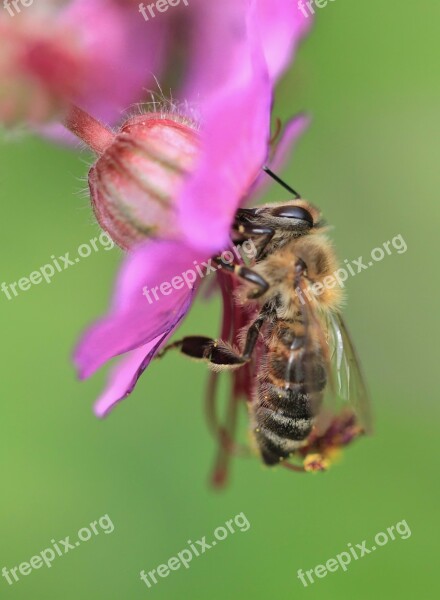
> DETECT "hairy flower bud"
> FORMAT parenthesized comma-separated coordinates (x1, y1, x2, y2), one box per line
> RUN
(88, 113, 200, 249)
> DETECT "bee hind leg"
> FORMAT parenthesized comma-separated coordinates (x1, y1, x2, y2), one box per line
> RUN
(158, 309, 269, 368)
(158, 336, 246, 370)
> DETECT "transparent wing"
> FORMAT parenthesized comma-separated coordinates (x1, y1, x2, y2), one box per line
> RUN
(324, 311, 373, 434)
(295, 279, 372, 435)
(280, 283, 372, 472)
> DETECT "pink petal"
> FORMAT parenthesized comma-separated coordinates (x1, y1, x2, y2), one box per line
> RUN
(64, 0, 169, 122)
(251, 113, 310, 199)
(254, 0, 313, 82)
(177, 20, 272, 252)
(183, 0, 312, 102)
(93, 331, 172, 418)
(74, 241, 203, 379)
(181, 0, 251, 101)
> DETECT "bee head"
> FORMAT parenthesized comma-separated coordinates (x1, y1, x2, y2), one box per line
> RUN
(253, 166, 323, 232)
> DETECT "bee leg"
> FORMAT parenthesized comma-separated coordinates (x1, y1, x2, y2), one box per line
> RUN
(213, 256, 269, 299)
(156, 336, 214, 360)
(231, 217, 275, 260)
(241, 310, 268, 359)
(159, 306, 270, 368)
(205, 308, 268, 365)
(158, 336, 246, 368)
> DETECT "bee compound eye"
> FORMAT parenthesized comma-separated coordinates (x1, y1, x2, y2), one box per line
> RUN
(272, 206, 313, 226)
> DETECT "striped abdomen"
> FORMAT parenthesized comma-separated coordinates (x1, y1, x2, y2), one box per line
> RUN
(253, 320, 327, 465)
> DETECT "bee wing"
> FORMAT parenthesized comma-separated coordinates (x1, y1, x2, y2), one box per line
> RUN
(324, 311, 373, 434)
(296, 280, 372, 434)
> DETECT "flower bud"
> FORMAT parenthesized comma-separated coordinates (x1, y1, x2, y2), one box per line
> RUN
(88, 113, 200, 249)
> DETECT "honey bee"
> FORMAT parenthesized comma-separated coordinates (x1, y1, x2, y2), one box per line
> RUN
(161, 168, 372, 481)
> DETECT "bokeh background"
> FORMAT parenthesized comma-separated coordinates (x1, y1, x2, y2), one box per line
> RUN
(1, 1, 438, 598)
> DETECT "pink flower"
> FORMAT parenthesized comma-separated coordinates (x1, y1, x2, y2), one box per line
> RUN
(0, 0, 166, 127)
(0, 0, 310, 131)
(71, 2, 311, 417)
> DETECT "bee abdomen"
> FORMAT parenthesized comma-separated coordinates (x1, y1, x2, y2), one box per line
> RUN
(268, 355, 327, 391)
(253, 390, 315, 466)
(253, 377, 325, 465)
(255, 426, 306, 466)
(253, 321, 327, 465)
(262, 382, 314, 416)
(256, 406, 312, 440)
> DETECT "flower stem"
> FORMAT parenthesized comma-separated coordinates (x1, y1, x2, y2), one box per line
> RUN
(64, 105, 115, 155)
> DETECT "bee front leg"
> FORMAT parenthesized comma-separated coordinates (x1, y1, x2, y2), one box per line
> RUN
(213, 257, 269, 299)
(232, 214, 275, 260)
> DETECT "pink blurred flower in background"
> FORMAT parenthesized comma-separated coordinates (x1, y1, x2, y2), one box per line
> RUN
(0, 0, 165, 128)
(0, 0, 311, 131)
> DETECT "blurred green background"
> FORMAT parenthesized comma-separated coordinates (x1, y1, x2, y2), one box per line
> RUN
(1, 1, 438, 598)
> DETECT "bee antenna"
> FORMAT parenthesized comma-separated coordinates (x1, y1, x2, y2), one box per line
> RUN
(263, 166, 301, 199)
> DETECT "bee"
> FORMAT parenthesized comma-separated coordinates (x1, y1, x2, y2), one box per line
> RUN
(161, 168, 372, 481)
